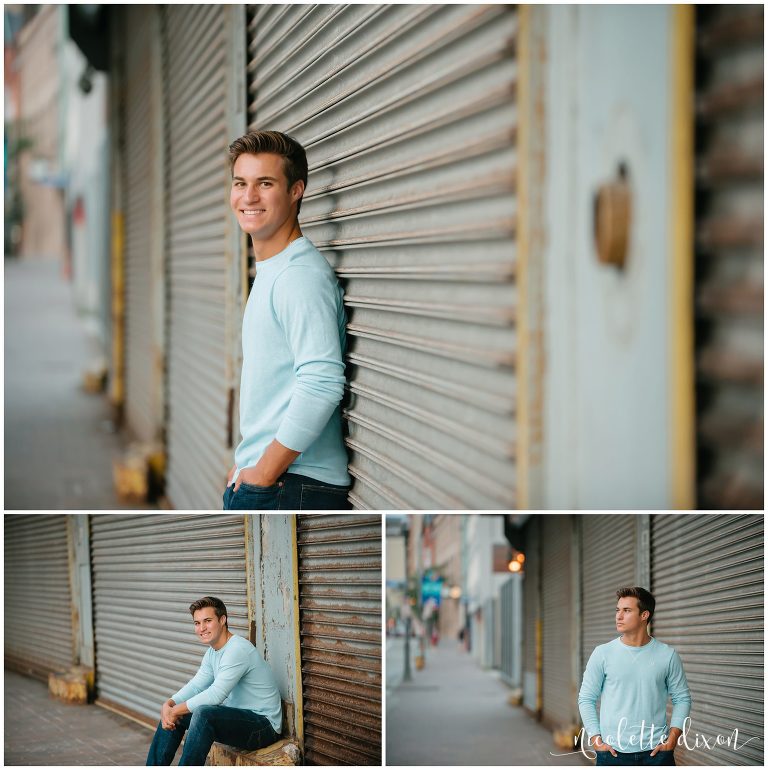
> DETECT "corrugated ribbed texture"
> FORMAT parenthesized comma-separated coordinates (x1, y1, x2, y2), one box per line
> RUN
(651, 514, 763, 766)
(163, 5, 232, 509)
(91, 514, 248, 720)
(580, 516, 638, 674)
(297, 514, 381, 765)
(541, 514, 573, 728)
(247, 4, 518, 509)
(694, 6, 763, 509)
(4, 515, 75, 675)
(123, 8, 159, 443)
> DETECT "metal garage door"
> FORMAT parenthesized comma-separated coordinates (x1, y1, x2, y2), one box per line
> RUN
(90, 514, 249, 722)
(122, 6, 163, 444)
(541, 514, 574, 728)
(694, 6, 763, 508)
(580, 515, 638, 673)
(651, 513, 763, 766)
(296, 514, 381, 765)
(246, 5, 518, 509)
(4, 514, 75, 679)
(162, 5, 240, 509)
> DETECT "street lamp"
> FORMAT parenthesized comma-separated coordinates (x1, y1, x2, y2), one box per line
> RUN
(402, 517, 412, 682)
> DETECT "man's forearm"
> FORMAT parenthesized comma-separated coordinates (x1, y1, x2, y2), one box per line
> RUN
(238, 439, 300, 487)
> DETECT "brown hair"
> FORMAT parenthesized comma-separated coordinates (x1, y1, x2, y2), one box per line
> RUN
(228, 130, 308, 214)
(189, 596, 228, 629)
(616, 586, 655, 622)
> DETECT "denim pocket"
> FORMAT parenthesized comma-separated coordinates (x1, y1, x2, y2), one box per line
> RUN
(299, 484, 350, 510)
(239, 481, 279, 492)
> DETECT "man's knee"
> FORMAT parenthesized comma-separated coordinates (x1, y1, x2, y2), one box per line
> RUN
(190, 705, 216, 723)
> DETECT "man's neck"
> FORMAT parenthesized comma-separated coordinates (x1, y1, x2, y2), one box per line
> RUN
(211, 630, 232, 651)
(620, 627, 652, 647)
(252, 221, 303, 262)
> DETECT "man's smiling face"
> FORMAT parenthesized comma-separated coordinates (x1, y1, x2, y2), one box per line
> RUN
(230, 152, 303, 242)
(193, 606, 227, 648)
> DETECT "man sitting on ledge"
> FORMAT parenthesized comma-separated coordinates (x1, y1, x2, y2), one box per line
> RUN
(146, 596, 282, 766)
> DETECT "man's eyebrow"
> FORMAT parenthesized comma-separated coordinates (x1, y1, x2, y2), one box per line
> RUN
(232, 175, 278, 182)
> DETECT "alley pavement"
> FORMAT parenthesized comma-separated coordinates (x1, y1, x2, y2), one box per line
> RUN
(386, 636, 590, 766)
(4, 669, 156, 765)
(4, 257, 155, 510)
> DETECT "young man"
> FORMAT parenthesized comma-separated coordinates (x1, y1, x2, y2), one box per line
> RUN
(223, 130, 352, 510)
(577, 587, 692, 766)
(146, 597, 282, 766)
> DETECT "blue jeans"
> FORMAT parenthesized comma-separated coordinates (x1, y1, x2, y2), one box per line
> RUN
(223, 472, 352, 510)
(596, 749, 676, 765)
(145, 705, 279, 765)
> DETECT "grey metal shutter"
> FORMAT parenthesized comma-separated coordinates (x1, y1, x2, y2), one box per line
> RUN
(500, 575, 522, 688)
(122, 7, 161, 443)
(522, 515, 540, 713)
(694, 6, 763, 509)
(246, 4, 518, 509)
(162, 6, 234, 509)
(90, 514, 248, 722)
(541, 514, 574, 728)
(296, 514, 381, 765)
(580, 515, 638, 674)
(651, 514, 763, 766)
(4, 515, 76, 678)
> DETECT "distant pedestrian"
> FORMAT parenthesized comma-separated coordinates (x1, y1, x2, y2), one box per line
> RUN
(145, 596, 282, 765)
(577, 587, 691, 766)
(223, 130, 352, 510)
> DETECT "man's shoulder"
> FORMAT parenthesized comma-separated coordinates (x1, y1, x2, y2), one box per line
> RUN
(649, 637, 678, 658)
(221, 634, 256, 657)
(592, 637, 620, 658)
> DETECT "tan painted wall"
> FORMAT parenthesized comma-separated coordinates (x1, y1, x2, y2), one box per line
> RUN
(16, 6, 66, 259)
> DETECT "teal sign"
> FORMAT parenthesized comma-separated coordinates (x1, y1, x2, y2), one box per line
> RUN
(421, 577, 443, 605)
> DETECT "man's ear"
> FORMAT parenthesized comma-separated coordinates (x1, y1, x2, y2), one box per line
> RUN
(291, 179, 305, 203)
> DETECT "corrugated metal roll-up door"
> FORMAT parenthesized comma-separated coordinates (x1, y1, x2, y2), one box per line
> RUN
(91, 514, 248, 721)
(694, 6, 763, 509)
(162, 6, 234, 509)
(246, 5, 518, 509)
(296, 514, 381, 765)
(651, 514, 764, 766)
(541, 514, 574, 729)
(4, 515, 75, 678)
(522, 515, 540, 713)
(122, 7, 161, 443)
(580, 515, 638, 674)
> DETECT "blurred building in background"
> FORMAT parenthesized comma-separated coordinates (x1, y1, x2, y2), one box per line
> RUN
(4, 513, 382, 766)
(393, 513, 764, 766)
(4, 5, 763, 509)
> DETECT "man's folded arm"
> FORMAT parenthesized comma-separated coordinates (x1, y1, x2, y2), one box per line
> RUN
(170, 654, 215, 705)
(183, 656, 250, 712)
(577, 649, 605, 739)
(271, 267, 346, 452)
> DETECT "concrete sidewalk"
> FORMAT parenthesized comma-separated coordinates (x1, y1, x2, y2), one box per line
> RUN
(4, 669, 155, 765)
(386, 638, 589, 766)
(4, 257, 154, 510)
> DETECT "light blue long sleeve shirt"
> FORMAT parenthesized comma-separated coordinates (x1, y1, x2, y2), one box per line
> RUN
(233, 236, 351, 486)
(578, 636, 692, 751)
(170, 634, 282, 732)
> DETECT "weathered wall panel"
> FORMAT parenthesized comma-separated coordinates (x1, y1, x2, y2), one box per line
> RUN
(297, 514, 382, 765)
